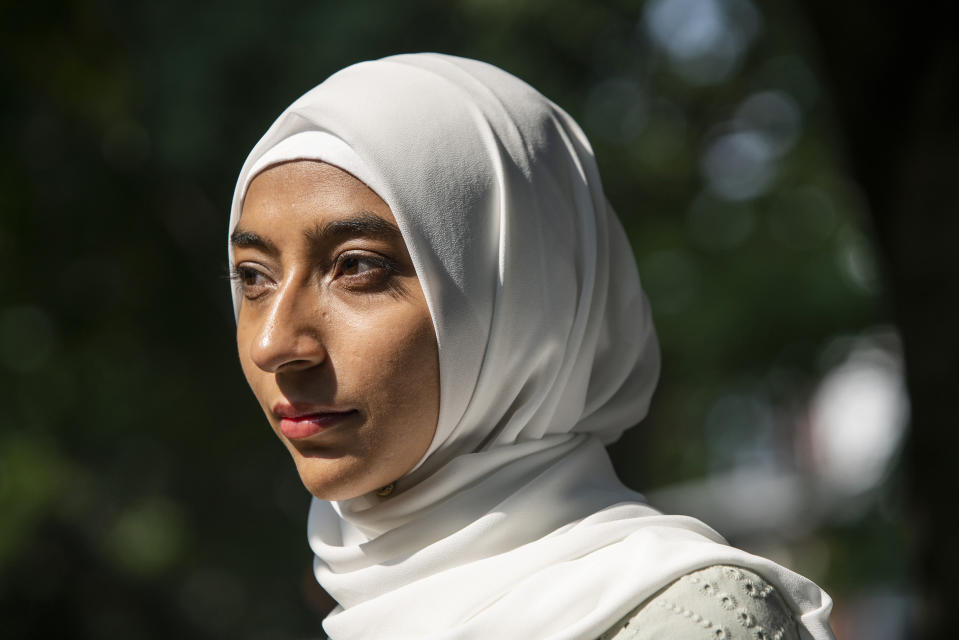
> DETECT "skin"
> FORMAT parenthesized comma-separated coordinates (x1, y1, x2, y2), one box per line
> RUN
(233, 160, 440, 501)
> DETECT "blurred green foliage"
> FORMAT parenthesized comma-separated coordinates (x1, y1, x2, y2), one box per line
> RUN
(1, 0, 903, 637)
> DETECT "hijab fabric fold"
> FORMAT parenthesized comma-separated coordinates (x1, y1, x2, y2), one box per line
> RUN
(230, 53, 834, 640)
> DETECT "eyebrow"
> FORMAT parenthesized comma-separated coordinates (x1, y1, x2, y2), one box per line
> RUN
(230, 211, 402, 255)
(230, 229, 278, 256)
(306, 211, 402, 245)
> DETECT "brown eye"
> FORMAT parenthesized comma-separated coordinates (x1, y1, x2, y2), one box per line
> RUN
(232, 265, 272, 299)
(341, 255, 379, 276)
(334, 252, 399, 290)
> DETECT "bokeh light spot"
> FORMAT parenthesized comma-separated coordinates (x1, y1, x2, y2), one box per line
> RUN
(643, 0, 760, 85)
(735, 91, 802, 156)
(107, 498, 187, 578)
(809, 335, 908, 495)
(702, 131, 776, 201)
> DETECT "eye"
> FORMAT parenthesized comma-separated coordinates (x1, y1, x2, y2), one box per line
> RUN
(334, 252, 398, 289)
(230, 265, 273, 299)
(340, 255, 379, 276)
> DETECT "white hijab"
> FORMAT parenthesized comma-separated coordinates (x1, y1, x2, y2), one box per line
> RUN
(230, 53, 834, 640)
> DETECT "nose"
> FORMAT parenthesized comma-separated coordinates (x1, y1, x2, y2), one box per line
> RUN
(249, 281, 327, 374)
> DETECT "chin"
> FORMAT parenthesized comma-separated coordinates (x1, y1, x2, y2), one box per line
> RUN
(293, 459, 371, 502)
(302, 479, 359, 501)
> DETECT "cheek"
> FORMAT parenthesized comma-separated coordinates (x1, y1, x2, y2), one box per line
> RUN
(340, 305, 439, 439)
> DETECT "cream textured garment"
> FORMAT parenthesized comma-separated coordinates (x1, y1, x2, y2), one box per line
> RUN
(599, 565, 802, 640)
(229, 53, 835, 640)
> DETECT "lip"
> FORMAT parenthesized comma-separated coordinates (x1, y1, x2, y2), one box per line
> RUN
(273, 402, 357, 440)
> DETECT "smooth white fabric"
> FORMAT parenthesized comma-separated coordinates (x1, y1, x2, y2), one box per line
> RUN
(229, 53, 834, 640)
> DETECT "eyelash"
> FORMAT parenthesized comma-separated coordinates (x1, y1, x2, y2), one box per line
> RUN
(229, 252, 399, 300)
(335, 252, 399, 282)
(228, 265, 272, 300)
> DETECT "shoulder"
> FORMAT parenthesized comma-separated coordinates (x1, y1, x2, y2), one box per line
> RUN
(598, 565, 801, 640)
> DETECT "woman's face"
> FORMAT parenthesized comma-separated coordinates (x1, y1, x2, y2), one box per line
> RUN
(233, 160, 440, 501)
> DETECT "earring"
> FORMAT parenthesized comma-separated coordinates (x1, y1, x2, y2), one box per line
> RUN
(375, 482, 395, 497)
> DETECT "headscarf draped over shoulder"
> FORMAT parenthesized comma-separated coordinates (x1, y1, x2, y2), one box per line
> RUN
(230, 54, 834, 640)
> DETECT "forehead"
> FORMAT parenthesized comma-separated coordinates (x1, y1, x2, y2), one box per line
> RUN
(239, 160, 397, 229)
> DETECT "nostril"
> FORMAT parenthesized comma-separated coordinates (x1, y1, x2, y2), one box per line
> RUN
(276, 356, 324, 373)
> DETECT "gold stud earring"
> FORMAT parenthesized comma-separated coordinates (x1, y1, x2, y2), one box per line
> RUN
(375, 482, 395, 497)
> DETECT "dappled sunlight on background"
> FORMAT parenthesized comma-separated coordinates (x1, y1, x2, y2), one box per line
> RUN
(604, 0, 909, 636)
(644, 0, 760, 85)
(2, 0, 913, 637)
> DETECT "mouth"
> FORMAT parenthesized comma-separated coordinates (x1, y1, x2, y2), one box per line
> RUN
(273, 403, 358, 440)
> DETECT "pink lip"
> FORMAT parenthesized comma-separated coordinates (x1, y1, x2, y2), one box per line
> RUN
(273, 403, 356, 440)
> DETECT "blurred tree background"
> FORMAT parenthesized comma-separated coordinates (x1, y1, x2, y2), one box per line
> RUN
(2, 1, 955, 638)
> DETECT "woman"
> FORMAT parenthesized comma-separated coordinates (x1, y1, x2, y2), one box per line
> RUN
(228, 53, 835, 639)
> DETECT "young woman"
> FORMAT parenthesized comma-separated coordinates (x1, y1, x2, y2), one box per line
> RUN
(228, 53, 835, 639)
